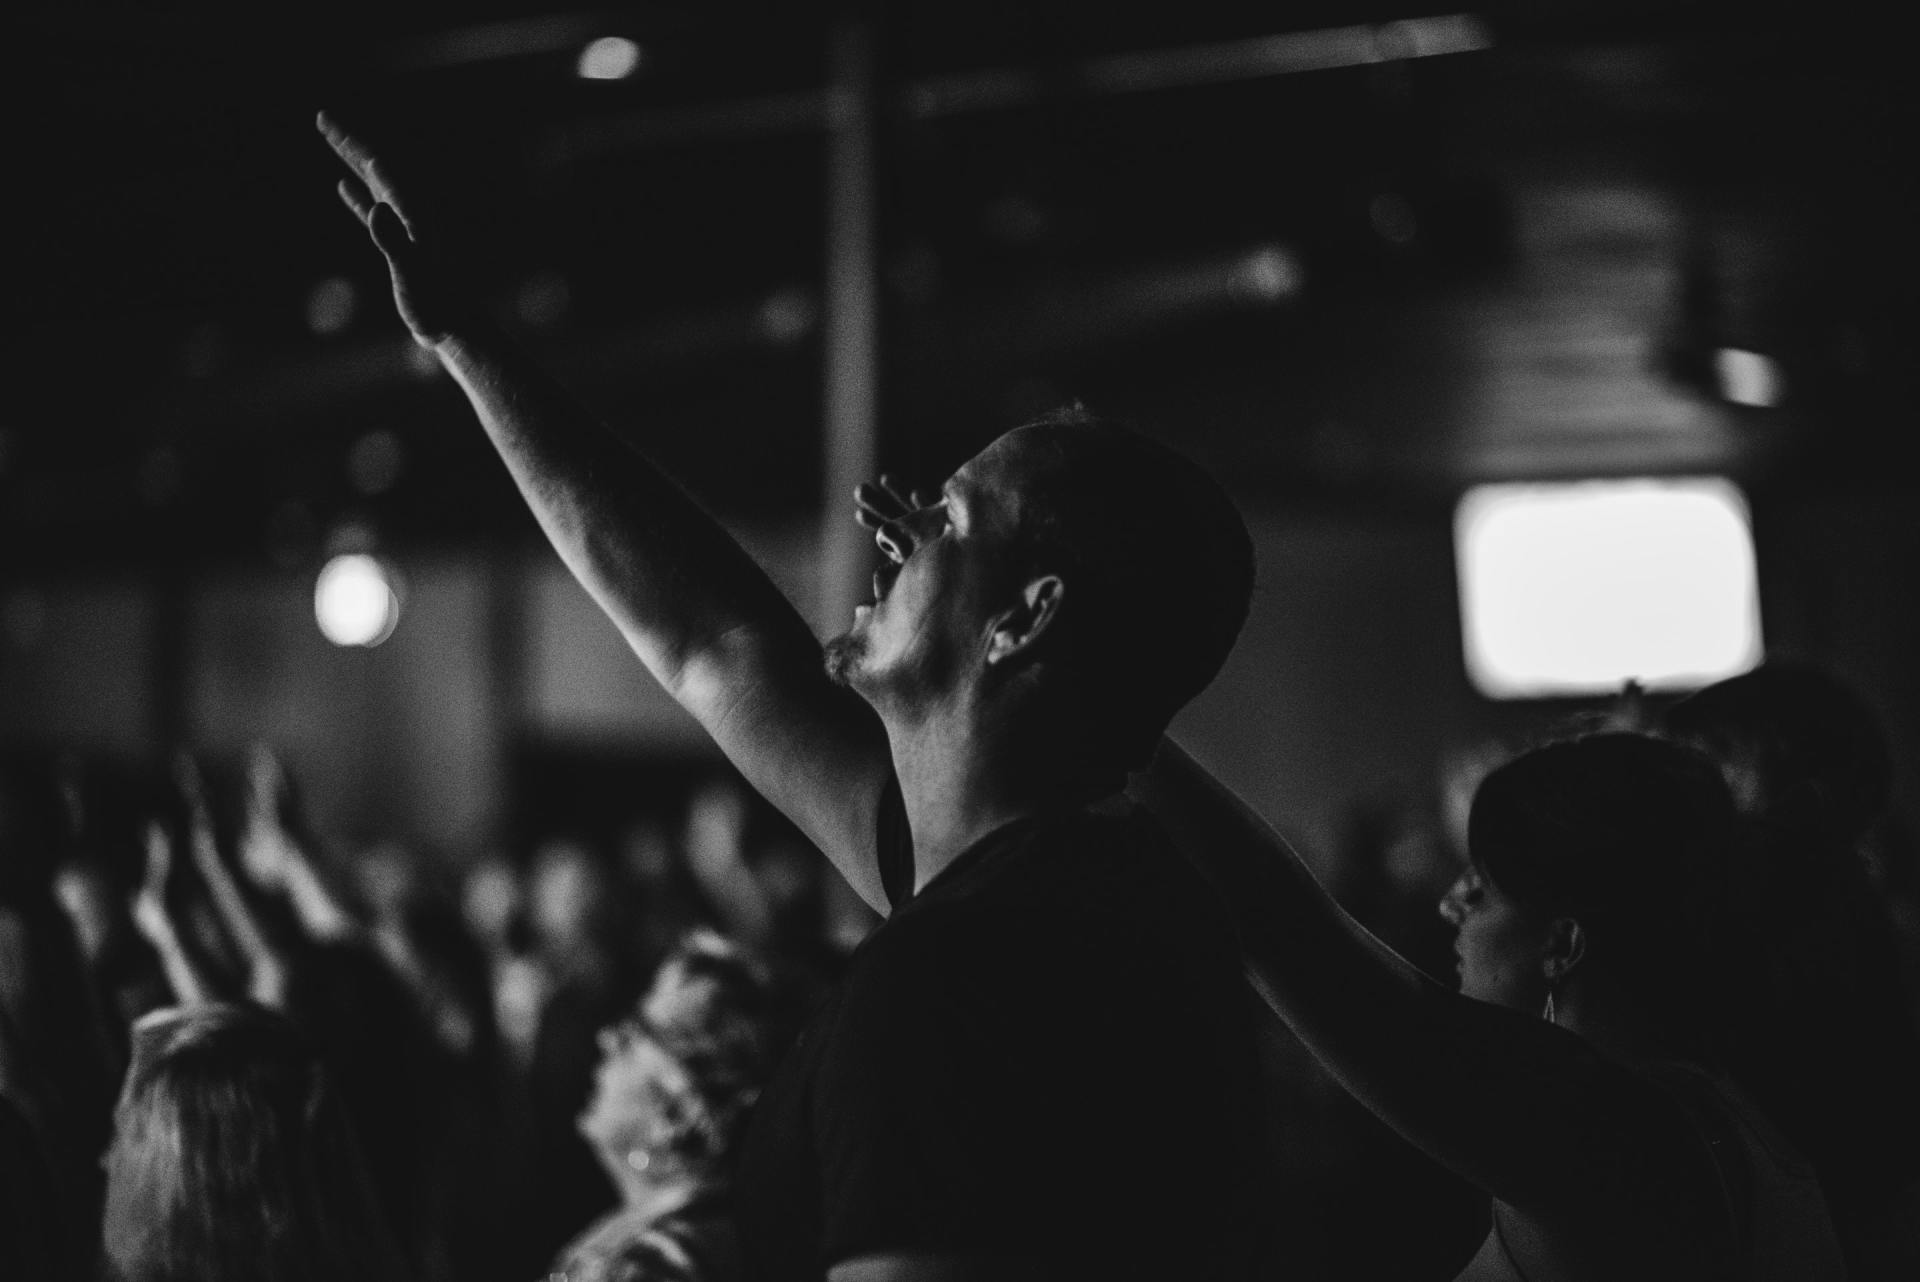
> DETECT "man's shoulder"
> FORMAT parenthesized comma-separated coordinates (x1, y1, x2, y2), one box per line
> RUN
(1029, 800, 1222, 920)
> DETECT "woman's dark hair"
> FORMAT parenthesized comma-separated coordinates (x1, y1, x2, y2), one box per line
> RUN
(1469, 728, 1920, 1241)
(1663, 659, 1892, 838)
(101, 1003, 408, 1282)
(1467, 733, 1742, 1059)
(1665, 663, 1920, 1235)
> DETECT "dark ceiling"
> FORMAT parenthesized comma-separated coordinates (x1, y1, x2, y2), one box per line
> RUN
(9, 2, 1916, 574)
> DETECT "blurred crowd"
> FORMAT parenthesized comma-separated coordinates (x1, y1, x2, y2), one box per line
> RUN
(1, 742, 844, 1282)
(4, 660, 1919, 1281)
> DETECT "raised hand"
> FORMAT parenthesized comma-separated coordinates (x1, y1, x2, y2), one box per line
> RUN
(853, 474, 932, 531)
(316, 111, 470, 346)
(239, 743, 300, 893)
(173, 752, 221, 870)
(131, 820, 177, 949)
(133, 819, 215, 1006)
(179, 750, 291, 1007)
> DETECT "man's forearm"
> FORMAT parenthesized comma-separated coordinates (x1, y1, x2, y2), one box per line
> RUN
(433, 323, 819, 694)
(1135, 742, 1434, 1046)
(424, 320, 897, 910)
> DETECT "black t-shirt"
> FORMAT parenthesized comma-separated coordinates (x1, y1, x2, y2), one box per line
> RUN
(733, 786, 1267, 1280)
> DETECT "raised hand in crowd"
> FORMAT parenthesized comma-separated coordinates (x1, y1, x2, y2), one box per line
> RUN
(178, 753, 290, 1008)
(239, 743, 356, 944)
(318, 112, 473, 349)
(319, 112, 898, 916)
(129, 819, 213, 1009)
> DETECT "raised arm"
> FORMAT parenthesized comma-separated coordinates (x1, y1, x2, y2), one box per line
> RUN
(1132, 740, 1713, 1228)
(130, 822, 216, 1008)
(318, 114, 893, 910)
(176, 755, 290, 1009)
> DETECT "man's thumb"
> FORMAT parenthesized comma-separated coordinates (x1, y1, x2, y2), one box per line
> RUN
(368, 202, 412, 260)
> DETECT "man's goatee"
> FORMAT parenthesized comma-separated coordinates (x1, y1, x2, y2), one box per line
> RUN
(823, 634, 861, 687)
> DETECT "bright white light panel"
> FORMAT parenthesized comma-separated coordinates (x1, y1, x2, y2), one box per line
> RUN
(1454, 477, 1763, 698)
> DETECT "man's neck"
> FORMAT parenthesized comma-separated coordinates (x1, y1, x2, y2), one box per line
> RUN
(887, 702, 1106, 894)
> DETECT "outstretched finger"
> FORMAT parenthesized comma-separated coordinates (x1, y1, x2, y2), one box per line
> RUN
(876, 473, 915, 509)
(142, 820, 173, 887)
(318, 112, 377, 188)
(317, 112, 419, 236)
(854, 482, 904, 529)
(336, 177, 375, 227)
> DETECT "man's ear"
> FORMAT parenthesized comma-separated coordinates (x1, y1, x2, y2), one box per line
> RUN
(1540, 916, 1588, 986)
(985, 575, 1065, 667)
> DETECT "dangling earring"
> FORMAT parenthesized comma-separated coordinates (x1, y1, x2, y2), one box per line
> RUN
(1542, 987, 1557, 1025)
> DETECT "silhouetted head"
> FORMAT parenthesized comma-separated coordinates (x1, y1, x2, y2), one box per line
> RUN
(101, 1003, 406, 1282)
(1664, 660, 1891, 838)
(1442, 734, 1739, 1051)
(828, 406, 1254, 777)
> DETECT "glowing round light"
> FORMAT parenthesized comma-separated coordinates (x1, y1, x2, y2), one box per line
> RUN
(577, 36, 642, 81)
(314, 554, 400, 647)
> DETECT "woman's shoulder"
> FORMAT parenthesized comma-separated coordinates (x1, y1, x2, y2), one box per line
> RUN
(1640, 1061, 1848, 1280)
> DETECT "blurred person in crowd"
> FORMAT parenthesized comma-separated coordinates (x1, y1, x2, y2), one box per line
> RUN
(2, 1062, 65, 1281)
(48, 757, 171, 1040)
(134, 748, 443, 1273)
(1140, 732, 1848, 1280)
(53, 848, 170, 1036)
(322, 116, 1268, 1282)
(679, 781, 771, 950)
(355, 838, 495, 1063)
(462, 849, 549, 1069)
(351, 836, 507, 1282)
(0, 754, 117, 1276)
(520, 837, 641, 1276)
(550, 930, 776, 1282)
(99, 1001, 410, 1282)
(615, 814, 719, 984)
(463, 849, 527, 959)
(681, 783, 843, 1041)
(1299, 792, 1489, 1278)
(1328, 791, 1459, 981)
(740, 825, 846, 1011)
(1664, 660, 1920, 1280)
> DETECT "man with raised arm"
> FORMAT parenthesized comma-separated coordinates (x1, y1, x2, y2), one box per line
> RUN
(321, 113, 1267, 1282)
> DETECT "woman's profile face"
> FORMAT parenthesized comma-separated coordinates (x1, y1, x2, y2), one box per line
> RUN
(1439, 864, 1554, 1013)
(577, 1019, 688, 1168)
